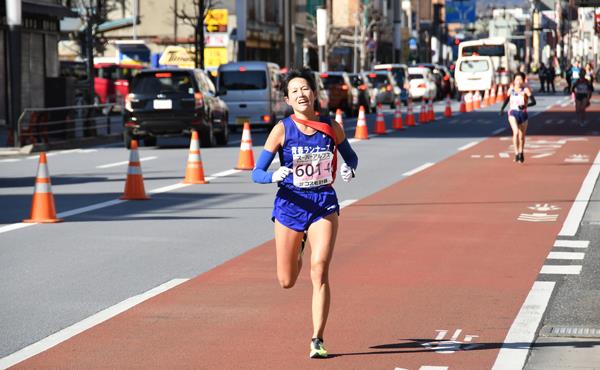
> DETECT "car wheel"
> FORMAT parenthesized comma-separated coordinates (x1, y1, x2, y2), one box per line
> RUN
(199, 123, 216, 148)
(144, 136, 157, 147)
(215, 116, 229, 146)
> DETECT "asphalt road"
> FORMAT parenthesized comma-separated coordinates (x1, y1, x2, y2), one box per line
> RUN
(1, 86, 595, 368)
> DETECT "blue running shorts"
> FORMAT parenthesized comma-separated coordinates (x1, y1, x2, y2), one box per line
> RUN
(272, 185, 340, 232)
(508, 110, 529, 125)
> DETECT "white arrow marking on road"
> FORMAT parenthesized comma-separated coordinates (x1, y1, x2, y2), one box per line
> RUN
(517, 213, 559, 222)
(96, 156, 158, 169)
(565, 154, 590, 163)
(528, 204, 561, 211)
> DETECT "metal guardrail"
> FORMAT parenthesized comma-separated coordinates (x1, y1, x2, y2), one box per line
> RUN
(15, 103, 117, 147)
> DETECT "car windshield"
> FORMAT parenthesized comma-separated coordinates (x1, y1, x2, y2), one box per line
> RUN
(368, 74, 390, 88)
(321, 75, 346, 88)
(409, 74, 424, 80)
(219, 70, 267, 90)
(132, 72, 195, 94)
(460, 60, 490, 73)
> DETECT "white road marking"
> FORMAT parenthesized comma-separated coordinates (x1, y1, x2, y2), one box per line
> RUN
(471, 155, 481, 158)
(547, 252, 585, 260)
(403, 162, 435, 176)
(540, 265, 582, 275)
(484, 155, 494, 159)
(339, 199, 357, 209)
(558, 119, 565, 124)
(554, 240, 589, 248)
(531, 152, 554, 159)
(96, 156, 158, 169)
(57, 199, 125, 218)
(148, 183, 191, 194)
(420, 367, 449, 370)
(492, 281, 555, 370)
(0, 278, 189, 369)
(559, 150, 600, 236)
(0, 158, 20, 163)
(517, 213, 559, 222)
(0, 223, 36, 235)
(492, 128, 505, 135)
(458, 141, 479, 151)
(499, 153, 510, 158)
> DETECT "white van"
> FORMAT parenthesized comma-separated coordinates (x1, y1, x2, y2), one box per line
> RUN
(455, 56, 495, 92)
(217, 61, 286, 129)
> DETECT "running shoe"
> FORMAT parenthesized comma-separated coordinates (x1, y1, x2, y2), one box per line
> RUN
(310, 338, 328, 358)
(519, 153, 525, 163)
(514, 154, 519, 162)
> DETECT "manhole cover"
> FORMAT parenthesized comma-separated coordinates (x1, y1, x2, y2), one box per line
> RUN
(540, 326, 600, 338)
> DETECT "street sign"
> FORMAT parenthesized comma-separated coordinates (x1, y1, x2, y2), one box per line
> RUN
(205, 9, 228, 33)
(159, 46, 195, 68)
(445, 0, 476, 24)
(204, 47, 227, 69)
(204, 33, 229, 47)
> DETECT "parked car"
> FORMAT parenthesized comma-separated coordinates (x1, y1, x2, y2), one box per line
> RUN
(374, 63, 409, 103)
(408, 67, 438, 100)
(436, 65, 457, 99)
(363, 71, 401, 108)
(416, 64, 446, 99)
(454, 56, 495, 93)
(217, 61, 286, 130)
(123, 68, 229, 148)
(348, 73, 372, 113)
(320, 72, 356, 116)
(313, 72, 330, 115)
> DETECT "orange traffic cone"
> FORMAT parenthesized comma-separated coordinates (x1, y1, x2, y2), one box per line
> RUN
(120, 140, 150, 200)
(473, 91, 482, 109)
(406, 97, 416, 126)
(428, 98, 435, 122)
(496, 85, 505, 104)
(183, 131, 209, 183)
(393, 99, 404, 130)
(335, 108, 343, 126)
(465, 92, 474, 112)
(459, 93, 467, 113)
(444, 95, 453, 117)
(23, 152, 63, 223)
(374, 103, 387, 134)
(354, 105, 369, 140)
(235, 122, 255, 171)
(482, 89, 490, 107)
(490, 85, 497, 105)
(419, 100, 427, 123)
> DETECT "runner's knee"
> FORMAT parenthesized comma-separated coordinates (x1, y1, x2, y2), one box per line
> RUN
(310, 260, 329, 284)
(278, 275, 297, 289)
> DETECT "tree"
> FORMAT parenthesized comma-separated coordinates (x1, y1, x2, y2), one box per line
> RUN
(173, 0, 222, 69)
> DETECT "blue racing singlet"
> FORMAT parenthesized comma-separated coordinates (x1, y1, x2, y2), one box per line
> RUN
(278, 115, 336, 190)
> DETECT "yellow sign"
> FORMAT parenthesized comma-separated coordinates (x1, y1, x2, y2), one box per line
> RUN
(205, 9, 228, 27)
(204, 47, 227, 69)
(159, 46, 195, 68)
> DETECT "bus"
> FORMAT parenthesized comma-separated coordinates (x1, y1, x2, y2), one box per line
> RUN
(458, 37, 517, 85)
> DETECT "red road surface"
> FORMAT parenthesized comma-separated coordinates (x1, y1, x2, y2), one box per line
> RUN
(13, 106, 600, 369)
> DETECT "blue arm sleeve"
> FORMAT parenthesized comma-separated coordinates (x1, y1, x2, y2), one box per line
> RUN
(251, 149, 276, 184)
(338, 139, 358, 169)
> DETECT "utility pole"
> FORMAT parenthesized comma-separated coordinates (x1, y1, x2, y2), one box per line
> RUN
(236, 0, 247, 61)
(6, 0, 21, 147)
(317, 7, 327, 72)
(196, 0, 205, 68)
(283, 0, 292, 68)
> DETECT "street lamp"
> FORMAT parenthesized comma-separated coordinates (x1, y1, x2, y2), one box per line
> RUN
(6, 0, 22, 147)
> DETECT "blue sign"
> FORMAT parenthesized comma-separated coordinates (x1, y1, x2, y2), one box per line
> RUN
(446, 0, 477, 24)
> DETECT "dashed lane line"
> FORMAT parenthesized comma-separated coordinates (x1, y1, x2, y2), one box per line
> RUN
(0, 278, 189, 370)
(540, 265, 582, 275)
(554, 240, 589, 248)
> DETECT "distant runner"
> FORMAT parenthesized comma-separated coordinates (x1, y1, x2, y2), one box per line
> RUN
(572, 73, 594, 127)
(251, 67, 358, 358)
(500, 72, 536, 163)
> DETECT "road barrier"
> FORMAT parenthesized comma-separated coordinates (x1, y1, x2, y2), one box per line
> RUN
(12, 104, 117, 149)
